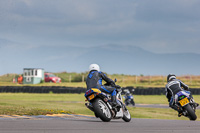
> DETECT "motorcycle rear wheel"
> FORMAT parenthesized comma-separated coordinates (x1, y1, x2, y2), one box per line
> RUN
(92, 98, 112, 122)
(184, 104, 197, 121)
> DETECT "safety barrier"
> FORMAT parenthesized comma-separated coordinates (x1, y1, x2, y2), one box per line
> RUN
(0, 86, 200, 95)
(122, 87, 200, 95)
(0, 86, 86, 94)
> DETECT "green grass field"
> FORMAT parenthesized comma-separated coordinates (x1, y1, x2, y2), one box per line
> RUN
(0, 93, 199, 121)
(1, 73, 200, 120)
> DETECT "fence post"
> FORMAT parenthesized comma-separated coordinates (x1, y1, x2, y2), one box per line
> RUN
(162, 76, 164, 84)
(135, 76, 137, 84)
(69, 75, 71, 83)
(82, 75, 84, 82)
(149, 75, 151, 84)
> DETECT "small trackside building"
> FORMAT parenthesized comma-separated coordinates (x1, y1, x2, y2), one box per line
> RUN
(23, 68, 44, 84)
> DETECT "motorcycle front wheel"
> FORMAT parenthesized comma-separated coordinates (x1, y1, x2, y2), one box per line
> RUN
(92, 98, 112, 122)
(122, 107, 131, 122)
(131, 99, 135, 106)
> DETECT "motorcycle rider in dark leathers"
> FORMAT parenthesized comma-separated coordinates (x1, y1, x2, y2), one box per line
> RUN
(86, 64, 120, 107)
(165, 74, 199, 117)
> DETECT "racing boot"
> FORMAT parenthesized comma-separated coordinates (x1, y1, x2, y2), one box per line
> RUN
(194, 102, 199, 107)
(110, 95, 121, 109)
(178, 111, 183, 117)
(170, 105, 183, 117)
(177, 108, 184, 117)
(190, 98, 199, 108)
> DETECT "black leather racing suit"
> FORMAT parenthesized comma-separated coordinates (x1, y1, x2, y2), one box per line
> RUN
(86, 70, 117, 103)
(165, 79, 189, 111)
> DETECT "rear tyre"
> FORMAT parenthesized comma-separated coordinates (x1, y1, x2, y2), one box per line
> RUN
(92, 98, 112, 122)
(184, 104, 197, 121)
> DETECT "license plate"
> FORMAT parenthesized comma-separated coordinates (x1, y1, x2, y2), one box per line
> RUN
(179, 97, 189, 106)
(88, 94, 95, 100)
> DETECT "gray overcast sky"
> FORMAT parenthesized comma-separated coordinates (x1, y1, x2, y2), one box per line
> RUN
(0, 0, 200, 53)
(0, 0, 200, 75)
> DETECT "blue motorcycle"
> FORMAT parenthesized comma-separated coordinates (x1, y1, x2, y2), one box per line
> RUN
(174, 91, 197, 120)
(123, 90, 135, 106)
(84, 79, 131, 122)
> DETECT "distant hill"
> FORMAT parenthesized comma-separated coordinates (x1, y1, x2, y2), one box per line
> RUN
(0, 44, 200, 75)
(73, 44, 200, 75)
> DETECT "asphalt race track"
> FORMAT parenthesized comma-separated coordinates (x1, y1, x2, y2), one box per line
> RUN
(0, 114, 200, 133)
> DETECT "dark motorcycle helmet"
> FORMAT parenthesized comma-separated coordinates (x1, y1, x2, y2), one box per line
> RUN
(167, 74, 176, 82)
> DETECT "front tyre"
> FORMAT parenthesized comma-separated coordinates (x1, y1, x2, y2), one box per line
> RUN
(184, 104, 197, 121)
(122, 107, 131, 122)
(92, 98, 112, 122)
(131, 99, 135, 106)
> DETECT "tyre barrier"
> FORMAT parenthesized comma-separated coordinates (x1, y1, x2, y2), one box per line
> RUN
(122, 87, 165, 95)
(122, 87, 200, 95)
(0, 86, 87, 94)
(0, 86, 200, 95)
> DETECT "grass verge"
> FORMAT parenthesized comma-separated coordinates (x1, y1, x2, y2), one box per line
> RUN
(0, 93, 199, 120)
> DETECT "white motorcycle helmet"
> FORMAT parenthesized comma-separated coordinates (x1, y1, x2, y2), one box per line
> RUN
(89, 64, 100, 72)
